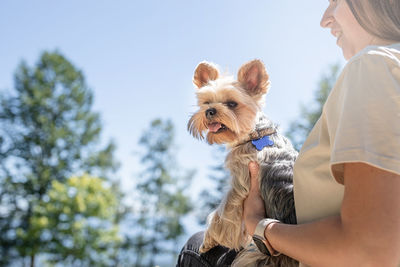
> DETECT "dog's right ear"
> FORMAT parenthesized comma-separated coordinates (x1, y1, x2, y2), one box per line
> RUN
(193, 61, 219, 88)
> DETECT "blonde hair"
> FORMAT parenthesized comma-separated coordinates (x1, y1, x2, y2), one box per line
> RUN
(346, 0, 400, 42)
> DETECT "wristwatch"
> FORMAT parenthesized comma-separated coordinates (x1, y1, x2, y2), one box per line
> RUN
(252, 218, 281, 256)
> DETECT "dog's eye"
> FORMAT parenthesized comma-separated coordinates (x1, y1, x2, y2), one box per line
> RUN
(226, 101, 238, 108)
(203, 102, 210, 105)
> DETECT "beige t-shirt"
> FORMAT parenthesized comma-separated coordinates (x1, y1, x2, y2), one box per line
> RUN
(293, 43, 400, 267)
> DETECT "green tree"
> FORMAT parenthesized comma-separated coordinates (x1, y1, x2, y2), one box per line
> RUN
(286, 64, 341, 151)
(20, 175, 121, 266)
(0, 51, 119, 266)
(197, 146, 229, 225)
(133, 119, 193, 267)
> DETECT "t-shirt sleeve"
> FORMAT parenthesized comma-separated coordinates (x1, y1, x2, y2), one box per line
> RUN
(329, 52, 400, 184)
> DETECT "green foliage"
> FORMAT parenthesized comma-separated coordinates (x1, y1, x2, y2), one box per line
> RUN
(0, 51, 119, 266)
(286, 64, 341, 151)
(18, 175, 121, 266)
(133, 119, 193, 267)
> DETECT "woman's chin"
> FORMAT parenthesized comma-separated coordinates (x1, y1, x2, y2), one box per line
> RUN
(341, 47, 355, 61)
(343, 51, 352, 60)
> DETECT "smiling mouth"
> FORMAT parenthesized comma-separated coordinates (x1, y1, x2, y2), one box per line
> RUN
(334, 31, 342, 42)
(208, 122, 228, 133)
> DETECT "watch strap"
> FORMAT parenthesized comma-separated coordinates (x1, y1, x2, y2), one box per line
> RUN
(253, 218, 281, 256)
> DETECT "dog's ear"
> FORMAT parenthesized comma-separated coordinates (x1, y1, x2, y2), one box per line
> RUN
(193, 61, 220, 88)
(237, 59, 270, 96)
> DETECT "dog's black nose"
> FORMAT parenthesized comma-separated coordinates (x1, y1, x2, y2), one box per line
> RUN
(205, 108, 217, 118)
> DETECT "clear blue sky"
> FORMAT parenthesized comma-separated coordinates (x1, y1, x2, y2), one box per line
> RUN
(0, 0, 345, 247)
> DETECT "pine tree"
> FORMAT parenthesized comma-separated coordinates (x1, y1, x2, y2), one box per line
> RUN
(286, 64, 341, 151)
(0, 51, 119, 266)
(133, 119, 193, 267)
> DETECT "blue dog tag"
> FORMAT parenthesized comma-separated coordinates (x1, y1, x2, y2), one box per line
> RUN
(251, 135, 274, 151)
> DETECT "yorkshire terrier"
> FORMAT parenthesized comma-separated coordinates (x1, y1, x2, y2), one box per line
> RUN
(188, 59, 298, 266)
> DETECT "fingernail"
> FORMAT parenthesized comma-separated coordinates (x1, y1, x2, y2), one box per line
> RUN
(249, 162, 257, 171)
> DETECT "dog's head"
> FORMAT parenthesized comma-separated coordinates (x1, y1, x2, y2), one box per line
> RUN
(188, 59, 270, 145)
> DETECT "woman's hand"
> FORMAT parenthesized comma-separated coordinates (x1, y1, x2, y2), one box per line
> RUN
(243, 161, 266, 236)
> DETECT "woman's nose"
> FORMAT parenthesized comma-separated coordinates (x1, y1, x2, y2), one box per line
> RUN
(320, 5, 334, 28)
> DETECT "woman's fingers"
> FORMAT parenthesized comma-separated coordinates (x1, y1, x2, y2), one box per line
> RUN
(244, 161, 265, 235)
(248, 161, 260, 193)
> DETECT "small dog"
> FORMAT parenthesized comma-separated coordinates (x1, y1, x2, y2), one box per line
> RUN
(188, 59, 298, 266)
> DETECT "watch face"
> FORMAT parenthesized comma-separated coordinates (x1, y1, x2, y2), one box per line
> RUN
(253, 236, 271, 256)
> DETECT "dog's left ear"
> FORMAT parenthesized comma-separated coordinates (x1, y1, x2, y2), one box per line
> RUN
(237, 59, 270, 96)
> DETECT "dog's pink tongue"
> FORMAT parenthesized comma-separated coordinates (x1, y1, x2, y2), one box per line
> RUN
(208, 122, 222, 133)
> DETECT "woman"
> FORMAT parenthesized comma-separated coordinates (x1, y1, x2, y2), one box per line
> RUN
(177, 0, 400, 266)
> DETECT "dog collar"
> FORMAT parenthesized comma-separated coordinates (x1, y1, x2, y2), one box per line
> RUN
(248, 128, 275, 140)
(232, 128, 276, 149)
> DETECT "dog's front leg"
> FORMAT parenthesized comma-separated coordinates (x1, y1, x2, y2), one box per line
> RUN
(201, 166, 252, 252)
(200, 189, 247, 252)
